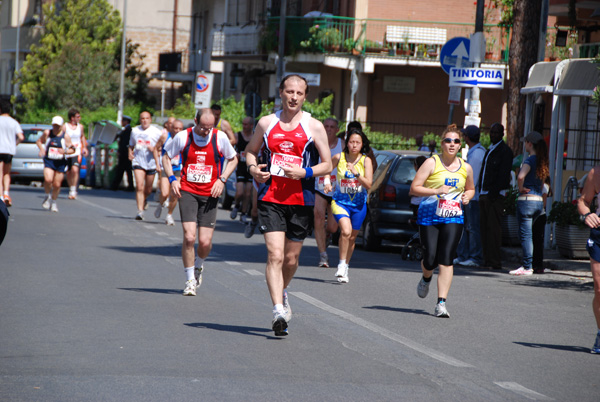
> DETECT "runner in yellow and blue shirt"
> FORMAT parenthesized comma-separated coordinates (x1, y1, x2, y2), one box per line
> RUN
(324, 128, 373, 284)
(410, 125, 475, 318)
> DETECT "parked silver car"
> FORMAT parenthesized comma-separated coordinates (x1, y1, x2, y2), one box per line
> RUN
(10, 124, 51, 183)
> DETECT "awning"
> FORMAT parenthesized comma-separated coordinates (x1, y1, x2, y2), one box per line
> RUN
(554, 58, 600, 96)
(520, 61, 560, 94)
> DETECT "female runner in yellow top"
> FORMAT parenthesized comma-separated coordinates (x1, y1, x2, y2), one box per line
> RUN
(410, 125, 475, 317)
(324, 129, 373, 283)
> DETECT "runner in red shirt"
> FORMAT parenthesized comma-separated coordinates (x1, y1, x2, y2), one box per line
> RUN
(162, 109, 238, 296)
(245, 74, 332, 336)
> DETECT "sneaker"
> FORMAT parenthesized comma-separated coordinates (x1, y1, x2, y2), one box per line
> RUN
(194, 265, 203, 288)
(272, 311, 288, 336)
(135, 211, 144, 221)
(42, 196, 51, 210)
(435, 301, 450, 318)
(417, 278, 430, 298)
(591, 333, 600, 354)
(318, 255, 329, 268)
(509, 267, 533, 276)
(4, 195, 12, 207)
(337, 265, 349, 283)
(244, 221, 258, 238)
(461, 259, 479, 267)
(183, 279, 197, 296)
(165, 214, 175, 226)
(68, 191, 77, 200)
(154, 202, 163, 219)
(335, 263, 347, 278)
(230, 207, 238, 220)
(50, 203, 59, 213)
(453, 258, 464, 265)
(283, 290, 292, 322)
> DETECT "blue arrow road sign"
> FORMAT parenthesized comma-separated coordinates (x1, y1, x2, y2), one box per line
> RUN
(449, 67, 505, 89)
(440, 37, 471, 75)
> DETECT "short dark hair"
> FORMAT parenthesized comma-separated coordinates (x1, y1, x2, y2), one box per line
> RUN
(279, 74, 310, 95)
(210, 104, 221, 111)
(344, 128, 371, 156)
(68, 108, 80, 120)
(490, 122, 504, 135)
(0, 99, 11, 114)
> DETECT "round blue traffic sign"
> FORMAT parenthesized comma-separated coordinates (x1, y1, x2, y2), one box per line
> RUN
(440, 37, 471, 75)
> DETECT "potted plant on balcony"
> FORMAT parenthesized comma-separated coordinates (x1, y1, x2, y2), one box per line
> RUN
(548, 200, 590, 259)
(300, 25, 342, 53)
(502, 186, 520, 246)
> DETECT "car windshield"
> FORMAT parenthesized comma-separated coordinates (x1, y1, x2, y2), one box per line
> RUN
(22, 129, 45, 144)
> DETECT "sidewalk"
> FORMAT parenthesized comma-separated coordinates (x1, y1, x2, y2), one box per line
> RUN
(501, 246, 592, 280)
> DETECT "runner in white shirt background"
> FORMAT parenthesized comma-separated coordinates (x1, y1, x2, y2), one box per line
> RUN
(64, 108, 88, 200)
(129, 111, 162, 220)
(0, 99, 24, 207)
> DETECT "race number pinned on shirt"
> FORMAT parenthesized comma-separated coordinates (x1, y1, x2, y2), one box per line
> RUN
(239, 151, 246, 163)
(135, 139, 148, 151)
(270, 153, 303, 178)
(48, 147, 63, 160)
(187, 164, 213, 183)
(340, 178, 362, 194)
(435, 198, 462, 218)
(316, 175, 336, 191)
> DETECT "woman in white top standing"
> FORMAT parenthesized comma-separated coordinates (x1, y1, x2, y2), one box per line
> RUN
(64, 108, 88, 200)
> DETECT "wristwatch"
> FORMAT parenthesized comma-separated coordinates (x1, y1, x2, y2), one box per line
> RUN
(219, 176, 227, 183)
(355, 172, 361, 178)
(581, 212, 593, 222)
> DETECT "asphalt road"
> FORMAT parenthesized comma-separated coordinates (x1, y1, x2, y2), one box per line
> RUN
(0, 184, 598, 401)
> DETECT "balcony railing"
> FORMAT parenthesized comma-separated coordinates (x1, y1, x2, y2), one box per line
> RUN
(211, 15, 576, 64)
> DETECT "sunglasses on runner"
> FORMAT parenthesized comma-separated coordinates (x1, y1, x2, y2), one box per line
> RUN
(443, 138, 461, 144)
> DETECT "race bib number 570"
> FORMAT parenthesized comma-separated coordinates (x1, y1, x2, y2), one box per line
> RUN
(270, 153, 303, 178)
(187, 164, 213, 183)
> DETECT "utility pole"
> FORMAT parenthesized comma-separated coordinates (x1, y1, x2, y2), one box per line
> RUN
(12, 0, 21, 115)
(117, 0, 128, 125)
(275, 0, 287, 110)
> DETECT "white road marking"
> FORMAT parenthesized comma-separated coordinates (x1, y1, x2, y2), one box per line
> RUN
(164, 257, 181, 266)
(244, 269, 263, 276)
(494, 382, 554, 400)
(225, 261, 241, 266)
(77, 198, 120, 215)
(143, 225, 153, 230)
(291, 291, 474, 368)
(155, 232, 169, 236)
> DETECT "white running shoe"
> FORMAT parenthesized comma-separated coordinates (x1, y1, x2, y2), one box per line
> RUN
(194, 265, 203, 288)
(509, 267, 533, 276)
(452, 258, 464, 265)
(272, 310, 288, 336)
(335, 263, 347, 278)
(461, 259, 479, 267)
(183, 279, 197, 296)
(50, 202, 59, 213)
(68, 191, 77, 200)
(435, 301, 450, 318)
(154, 202, 163, 219)
(283, 290, 292, 322)
(42, 196, 51, 210)
(135, 211, 144, 221)
(165, 214, 175, 226)
(230, 207, 238, 220)
(417, 278, 430, 298)
(318, 255, 329, 268)
(337, 265, 349, 283)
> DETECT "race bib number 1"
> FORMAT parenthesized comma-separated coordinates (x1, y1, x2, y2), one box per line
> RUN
(435, 199, 462, 218)
(270, 153, 303, 178)
(187, 164, 213, 183)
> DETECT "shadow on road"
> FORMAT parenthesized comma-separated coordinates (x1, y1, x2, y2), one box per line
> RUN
(106, 245, 180, 257)
(118, 287, 181, 295)
(505, 278, 593, 292)
(514, 341, 590, 354)
(185, 322, 282, 339)
(363, 305, 431, 316)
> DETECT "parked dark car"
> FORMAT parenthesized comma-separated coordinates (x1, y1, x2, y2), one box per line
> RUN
(359, 149, 431, 251)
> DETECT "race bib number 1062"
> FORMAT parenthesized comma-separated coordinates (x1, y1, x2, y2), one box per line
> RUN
(435, 199, 462, 218)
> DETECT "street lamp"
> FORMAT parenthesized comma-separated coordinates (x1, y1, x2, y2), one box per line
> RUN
(117, 0, 128, 125)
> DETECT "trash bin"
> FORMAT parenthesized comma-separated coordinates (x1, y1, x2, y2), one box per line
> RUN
(106, 141, 119, 187)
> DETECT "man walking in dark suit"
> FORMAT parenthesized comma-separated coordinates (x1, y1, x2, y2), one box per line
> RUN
(479, 123, 514, 270)
(111, 115, 134, 191)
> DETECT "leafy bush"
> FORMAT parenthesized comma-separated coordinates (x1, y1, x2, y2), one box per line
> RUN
(548, 200, 586, 228)
(503, 186, 519, 216)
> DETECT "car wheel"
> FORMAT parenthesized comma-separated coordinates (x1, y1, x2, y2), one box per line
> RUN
(414, 246, 423, 261)
(401, 245, 409, 260)
(362, 215, 381, 251)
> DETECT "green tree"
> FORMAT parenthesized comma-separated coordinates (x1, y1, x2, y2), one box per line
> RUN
(16, 0, 148, 113)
